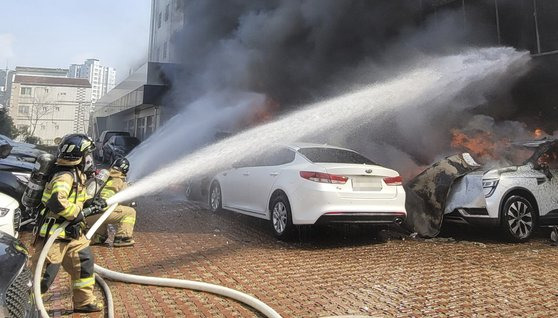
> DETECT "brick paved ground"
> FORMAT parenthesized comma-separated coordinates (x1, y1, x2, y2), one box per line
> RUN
(24, 192, 558, 317)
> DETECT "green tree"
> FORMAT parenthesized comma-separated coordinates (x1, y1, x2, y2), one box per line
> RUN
(0, 109, 18, 138)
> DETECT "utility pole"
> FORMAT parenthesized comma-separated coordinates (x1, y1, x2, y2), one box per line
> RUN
(533, 0, 542, 54)
(494, 0, 501, 45)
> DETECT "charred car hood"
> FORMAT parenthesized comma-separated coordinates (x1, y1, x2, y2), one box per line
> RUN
(404, 153, 481, 237)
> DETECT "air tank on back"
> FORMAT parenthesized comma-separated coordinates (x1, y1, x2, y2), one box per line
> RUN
(22, 153, 56, 209)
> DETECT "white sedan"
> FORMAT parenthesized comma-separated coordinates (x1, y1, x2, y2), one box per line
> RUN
(209, 143, 407, 239)
(0, 192, 21, 237)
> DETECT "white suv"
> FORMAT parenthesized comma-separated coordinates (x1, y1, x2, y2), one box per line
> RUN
(444, 139, 558, 242)
(0, 192, 21, 237)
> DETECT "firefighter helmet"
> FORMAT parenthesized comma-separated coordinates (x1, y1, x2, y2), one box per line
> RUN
(56, 134, 95, 166)
(111, 157, 130, 174)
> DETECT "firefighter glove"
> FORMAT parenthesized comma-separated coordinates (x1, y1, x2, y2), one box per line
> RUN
(82, 207, 101, 218)
(84, 197, 107, 209)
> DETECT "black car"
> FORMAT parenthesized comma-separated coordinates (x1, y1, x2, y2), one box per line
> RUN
(0, 134, 44, 163)
(101, 135, 140, 163)
(0, 142, 33, 208)
(0, 231, 38, 317)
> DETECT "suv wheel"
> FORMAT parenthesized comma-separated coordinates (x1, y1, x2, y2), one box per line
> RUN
(270, 194, 294, 240)
(209, 182, 223, 212)
(501, 195, 537, 242)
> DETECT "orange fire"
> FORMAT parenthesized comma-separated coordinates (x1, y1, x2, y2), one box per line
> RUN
(533, 128, 547, 138)
(238, 97, 279, 129)
(450, 129, 510, 160)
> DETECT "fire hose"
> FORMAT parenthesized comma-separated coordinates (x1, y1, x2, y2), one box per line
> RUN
(34, 203, 282, 318)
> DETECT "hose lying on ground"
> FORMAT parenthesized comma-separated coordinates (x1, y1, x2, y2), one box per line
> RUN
(95, 274, 114, 318)
(34, 203, 282, 318)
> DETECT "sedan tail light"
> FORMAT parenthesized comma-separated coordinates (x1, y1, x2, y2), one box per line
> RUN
(383, 176, 402, 186)
(300, 171, 348, 184)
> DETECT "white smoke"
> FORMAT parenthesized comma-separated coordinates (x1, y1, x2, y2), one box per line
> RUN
(127, 91, 266, 180)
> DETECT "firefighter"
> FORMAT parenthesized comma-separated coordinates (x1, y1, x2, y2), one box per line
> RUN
(31, 134, 107, 313)
(88, 157, 137, 247)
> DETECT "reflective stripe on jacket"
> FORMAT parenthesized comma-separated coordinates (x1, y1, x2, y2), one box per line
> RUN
(39, 220, 67, 239)
(42, 171, 88, 220)
(39, 170, 89, 239)
(100, 169, 127, 201)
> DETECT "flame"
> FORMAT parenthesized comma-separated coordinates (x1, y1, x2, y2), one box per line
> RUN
(450, 129, 510, 160)
(533, 128, 546, 138)
(238, 97, 279, 129)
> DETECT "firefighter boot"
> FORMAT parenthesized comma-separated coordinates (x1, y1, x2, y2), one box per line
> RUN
(90, 234, 108, 246)
(74, 301, 104, 313)
(113, 236, 135, 247)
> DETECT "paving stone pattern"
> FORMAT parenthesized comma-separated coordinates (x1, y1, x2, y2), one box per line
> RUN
(24, 195, 558, 317)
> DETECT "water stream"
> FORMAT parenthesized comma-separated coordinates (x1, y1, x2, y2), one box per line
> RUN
(108, 48, 529, 206)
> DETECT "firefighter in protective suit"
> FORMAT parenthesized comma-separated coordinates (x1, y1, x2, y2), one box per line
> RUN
(88, 157, 137, 247)
(31, 134, 107, 313)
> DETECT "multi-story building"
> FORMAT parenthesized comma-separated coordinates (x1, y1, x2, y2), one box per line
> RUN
(149, 0, 184, 63)
(69, 59, 116, 103)
(8, 67, 92, 145)
(91, 0, 184, 141)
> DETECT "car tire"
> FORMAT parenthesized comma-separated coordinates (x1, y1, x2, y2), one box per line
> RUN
(270, 193, 294, 240)
(500, 195, 537, 242)
(209, 182, 223, 213)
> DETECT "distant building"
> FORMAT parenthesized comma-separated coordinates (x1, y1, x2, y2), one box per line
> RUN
(0, 69, 15, 109)
(8, 67, 92, 145)
(69, 59, 116, 103)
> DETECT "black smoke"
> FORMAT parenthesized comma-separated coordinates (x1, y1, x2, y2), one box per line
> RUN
(144, 0, 557, 180)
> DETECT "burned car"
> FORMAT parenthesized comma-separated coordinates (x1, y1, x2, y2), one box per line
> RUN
(443, 138, 558, 242)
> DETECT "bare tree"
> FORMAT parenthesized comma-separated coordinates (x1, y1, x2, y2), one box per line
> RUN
(22, 87, 55, 140)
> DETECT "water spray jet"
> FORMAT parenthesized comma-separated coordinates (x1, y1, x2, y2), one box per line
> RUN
(113, 48, 530, 206)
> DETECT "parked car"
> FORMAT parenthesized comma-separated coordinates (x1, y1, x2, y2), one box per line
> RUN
(209, 143, 407, 239)
(444, 138, 558, 242)
(94, 130, 130, 160)
(0, 192, 21, 237)
(0, 231, 38, 317)
(0, 142, 32, 208)
(0, 134, 44, 162)
(101, 135, 140, 163)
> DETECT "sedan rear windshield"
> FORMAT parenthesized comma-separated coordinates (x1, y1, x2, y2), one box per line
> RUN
(298, 147, 376, 164)
(114, 137, 140, 147)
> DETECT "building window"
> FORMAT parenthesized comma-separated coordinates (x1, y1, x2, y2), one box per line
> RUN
(156, 47, 161, 61)
(157, 12, 162, 28)
(55, 106, 60, 111)
(18, 105, 30, 114)
(163, 42, 168, 59)
(176, 0, 182, 10)
(165, 4, 169, 21)
(136, 117, 146, 140)
(20, 87, 32, 95)
(128, 119, 135, 135)
(146, 115, 154, 138)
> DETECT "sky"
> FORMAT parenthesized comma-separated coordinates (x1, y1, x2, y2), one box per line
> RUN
(0, 0, 151, 82)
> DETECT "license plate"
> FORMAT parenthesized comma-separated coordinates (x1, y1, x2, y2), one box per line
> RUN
(351, 176, 382, 191)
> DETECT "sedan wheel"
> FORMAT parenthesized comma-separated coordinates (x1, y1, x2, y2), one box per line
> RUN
(501, 195, 536, 242)
(270, 194, 293, 240)
(209, 182, 222, 212)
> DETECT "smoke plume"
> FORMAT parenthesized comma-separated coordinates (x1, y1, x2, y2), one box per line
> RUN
(129, 1, 540, 182)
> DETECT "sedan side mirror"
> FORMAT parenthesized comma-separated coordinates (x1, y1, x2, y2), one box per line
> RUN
(0, 142, 12, 159)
